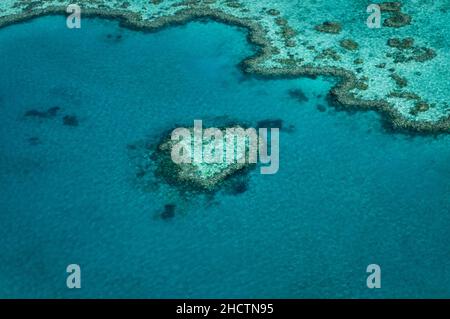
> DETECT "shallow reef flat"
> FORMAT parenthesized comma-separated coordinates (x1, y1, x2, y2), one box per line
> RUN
(1, 0, 449, 133)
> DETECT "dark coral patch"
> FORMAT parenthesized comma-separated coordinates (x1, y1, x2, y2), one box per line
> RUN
(161, 204, 176, 220)
(315, 48, 341, 61)
(106, 33, 124, 42)
(288, 89, 309, 103)
(62, 115, 79, 126)
(266, 9, 280, 16)
(47, 106, 61, 117)
(383, 12, 412, 28)
(378, 2, 402, 12)
(228, 181, 248, 195)
(27, 137, 41, 145)
(24, 106, 61, 119)
(390, 73, 408, 88)
(339, 39, 358, 51)
(389, 41, 436, 64)
(314, 21, 342, 34)
(387, 37, 414, 49)
(317, 104, 327, 112)
(410, 101, 431, 116)
(25, 109, 48, 118)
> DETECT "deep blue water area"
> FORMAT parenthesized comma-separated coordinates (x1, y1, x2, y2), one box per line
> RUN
(0, 16, 449, 298)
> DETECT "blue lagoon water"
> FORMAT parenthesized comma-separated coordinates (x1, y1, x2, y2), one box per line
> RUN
(0, 16, 449, 298)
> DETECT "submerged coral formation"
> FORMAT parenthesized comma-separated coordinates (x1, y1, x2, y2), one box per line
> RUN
(23, 105, 79, 127)
(24, 106, 60, 119)
(127, 121, 258, 195)
(62, 115, 79, 127)
(314, 21, 342, 34)
(160, 203, 176, 220)
(155, 125, 255, 192)
(1, 0, 449, 133)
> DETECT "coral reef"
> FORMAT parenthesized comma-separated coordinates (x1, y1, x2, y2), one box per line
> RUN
(128, 121, 258, 195)
(316, 104, 326, 112)
(155, 125, 254, 192)
(25, 106, 60, 119)
(339, 39, 358, 51)
(160, 204, 176, 220)
(62, 115, 79, 126)
(288, 89, 309, 103)
(27, 137, 41, 145)
(387, 37, 414, 50)
(379, 2, 412, 28)
(383, 12, 411, 28)
(314, 21, 342, 34)
(0, 0, 449, 134)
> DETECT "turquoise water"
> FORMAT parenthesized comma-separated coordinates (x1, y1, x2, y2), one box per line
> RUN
(0, 16, 449, 298)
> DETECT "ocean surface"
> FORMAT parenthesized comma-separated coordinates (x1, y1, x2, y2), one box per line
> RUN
(0, 16, 449, 298)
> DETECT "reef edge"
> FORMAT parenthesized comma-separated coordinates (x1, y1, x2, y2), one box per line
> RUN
(1, 5, 449, 135)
